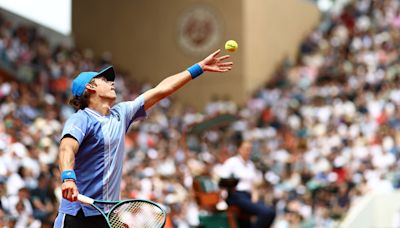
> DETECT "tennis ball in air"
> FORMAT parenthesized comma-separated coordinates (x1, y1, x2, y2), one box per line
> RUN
(225, 40, 238, 52)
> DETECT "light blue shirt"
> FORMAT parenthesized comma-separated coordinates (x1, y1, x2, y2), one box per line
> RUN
(59, 95, 147, 216)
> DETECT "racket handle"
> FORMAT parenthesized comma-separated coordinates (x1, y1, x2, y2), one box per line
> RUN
(77, 194, 95, 204)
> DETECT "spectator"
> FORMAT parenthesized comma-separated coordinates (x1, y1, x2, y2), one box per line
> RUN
(217, 135, 276, 228)
(8, 187, 40, 228)
(30, 174, 56, 225)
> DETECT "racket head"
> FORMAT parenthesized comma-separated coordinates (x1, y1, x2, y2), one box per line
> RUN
(107, 199, 166, 228)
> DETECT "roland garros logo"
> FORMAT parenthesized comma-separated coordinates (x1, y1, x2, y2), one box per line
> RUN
(177, 5, 222, 56)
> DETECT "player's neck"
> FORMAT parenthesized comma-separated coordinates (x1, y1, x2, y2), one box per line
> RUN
(88, 97, 114, 116)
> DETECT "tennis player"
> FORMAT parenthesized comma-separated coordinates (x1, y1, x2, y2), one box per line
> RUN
(54, 49, 232, 227)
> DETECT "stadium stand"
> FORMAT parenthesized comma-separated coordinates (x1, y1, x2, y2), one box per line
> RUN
(0, 0, 400, 227)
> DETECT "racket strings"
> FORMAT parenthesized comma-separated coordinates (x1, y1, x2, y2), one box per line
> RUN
(108, 201, 165, 228)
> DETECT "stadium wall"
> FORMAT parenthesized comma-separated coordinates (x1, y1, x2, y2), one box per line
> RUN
(73, 0, 320, 109)
(340, 191, 400, 228)
(243, 0, 320, 96)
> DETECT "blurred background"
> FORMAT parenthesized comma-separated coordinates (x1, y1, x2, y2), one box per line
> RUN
(0, 0, 399, 227)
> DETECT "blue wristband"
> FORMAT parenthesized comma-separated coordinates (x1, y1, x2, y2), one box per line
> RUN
(187, 63, 203, 79)
(61, 170, 76, 182)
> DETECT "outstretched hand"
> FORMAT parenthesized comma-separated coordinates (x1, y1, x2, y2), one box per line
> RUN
(198, 49, 233, 73)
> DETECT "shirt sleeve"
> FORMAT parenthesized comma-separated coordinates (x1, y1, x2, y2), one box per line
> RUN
(113, 94, 147, 130)
(61, 113, 88, 144)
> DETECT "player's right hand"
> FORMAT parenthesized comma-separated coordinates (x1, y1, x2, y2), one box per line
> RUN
(62, 180, 79, 202)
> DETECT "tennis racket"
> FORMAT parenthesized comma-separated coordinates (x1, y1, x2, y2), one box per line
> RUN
(77, 194, 166, 228)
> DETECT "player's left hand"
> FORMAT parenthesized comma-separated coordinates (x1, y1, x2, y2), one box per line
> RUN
(198, 49, 233, 73)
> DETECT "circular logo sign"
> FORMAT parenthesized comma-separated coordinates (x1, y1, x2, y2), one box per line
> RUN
(177, 5, 222, 56)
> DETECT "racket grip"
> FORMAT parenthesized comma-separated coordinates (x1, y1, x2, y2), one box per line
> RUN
(77, 194, 95, 204)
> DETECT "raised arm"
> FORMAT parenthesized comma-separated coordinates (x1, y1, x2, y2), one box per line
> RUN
(59, 137, 80, 201)
(143, 49, 233, 110)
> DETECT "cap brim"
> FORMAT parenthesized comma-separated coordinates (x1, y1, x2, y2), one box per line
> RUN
(96, 66, 115, 81)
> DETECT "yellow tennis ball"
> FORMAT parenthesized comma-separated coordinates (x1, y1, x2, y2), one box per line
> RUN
(225, 40, 238, 52)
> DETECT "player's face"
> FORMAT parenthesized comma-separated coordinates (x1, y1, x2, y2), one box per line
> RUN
(92, 77, 117, 100)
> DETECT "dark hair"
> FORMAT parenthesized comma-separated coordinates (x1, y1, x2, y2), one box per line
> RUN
(232, 132, 244, 148)
(17, 166, 25, 178)
(68, 79, 96, 110)
(69, 91, 91, 110)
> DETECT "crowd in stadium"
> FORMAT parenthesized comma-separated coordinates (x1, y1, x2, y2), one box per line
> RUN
(0, 0, 400, 227)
